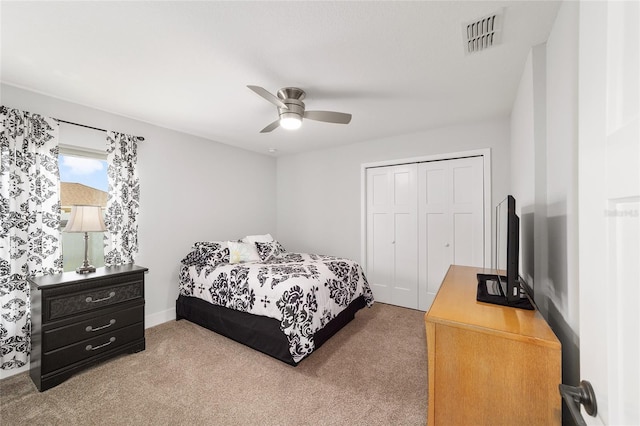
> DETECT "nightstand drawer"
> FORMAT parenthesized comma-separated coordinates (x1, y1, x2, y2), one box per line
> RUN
(43, 304, 144, 352)
(42, 322, 143, 374)
(47, 280, 143, 320)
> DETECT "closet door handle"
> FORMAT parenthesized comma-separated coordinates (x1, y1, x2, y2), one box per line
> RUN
(445, 243, 450, 247)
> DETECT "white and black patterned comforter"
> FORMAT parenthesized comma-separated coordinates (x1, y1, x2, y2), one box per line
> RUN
(178, 253, 374, 363)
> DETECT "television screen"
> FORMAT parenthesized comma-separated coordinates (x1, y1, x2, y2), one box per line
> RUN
(497, 195, 519, 301)
(495, 195, 510, 279)
(476, 195, 534, 310)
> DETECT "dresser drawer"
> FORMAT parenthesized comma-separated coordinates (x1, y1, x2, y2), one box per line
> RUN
(47, 280, 143, 321)
(43, 304, 144, 352)
(42, 323, 143, 374)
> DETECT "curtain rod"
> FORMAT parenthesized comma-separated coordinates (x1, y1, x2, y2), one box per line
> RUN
(54, 118, 145, 141)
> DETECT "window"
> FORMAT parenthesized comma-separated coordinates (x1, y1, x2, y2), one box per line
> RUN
(58, 150, 108, 272)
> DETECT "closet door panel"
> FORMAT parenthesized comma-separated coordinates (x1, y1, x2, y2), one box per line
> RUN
(366, 164, 418, 308)
(453, 213, 473, 265)
(371, 174, 388, 206)
(367, 167, 393, 304)
(389, 165, 418, 308)
(451, 157, 485, 268)
(418, 163, 452, 311)
(393, 170, 412, 205)
(452, 163, 474, 204)
(418, 156, 484, 311)
(425, 212, 450, 309)
(393, 212, 418, 308)
(369, 212, 393, 302)
(425, 168, 446, 205)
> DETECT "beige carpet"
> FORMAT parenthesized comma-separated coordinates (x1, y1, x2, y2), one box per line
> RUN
(0, 302, 427, 425)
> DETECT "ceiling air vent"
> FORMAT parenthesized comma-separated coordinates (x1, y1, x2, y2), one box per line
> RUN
(463, 10, 503, 55)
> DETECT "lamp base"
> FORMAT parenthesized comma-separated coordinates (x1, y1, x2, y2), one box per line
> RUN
(76, 231, 97, 274)
(76, 265, 96, 274)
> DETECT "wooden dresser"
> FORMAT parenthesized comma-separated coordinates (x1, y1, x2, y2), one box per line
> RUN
(424, 265, 561, 425)
(29, 264, 148, 391)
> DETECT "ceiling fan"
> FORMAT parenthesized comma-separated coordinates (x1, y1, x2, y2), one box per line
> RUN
(247, 85, 352, 133)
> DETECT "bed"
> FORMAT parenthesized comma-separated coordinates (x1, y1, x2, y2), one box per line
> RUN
(176, 236, 374, 365)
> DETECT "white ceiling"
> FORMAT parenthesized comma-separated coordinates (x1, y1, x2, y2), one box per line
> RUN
(1, 1, 560, 156)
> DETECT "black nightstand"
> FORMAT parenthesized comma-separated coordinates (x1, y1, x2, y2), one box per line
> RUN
(29, 264, 148, 391)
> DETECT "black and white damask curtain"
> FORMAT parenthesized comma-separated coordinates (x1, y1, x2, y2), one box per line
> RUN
(104, 131, 139, 266)
(0, 106, 62, 370)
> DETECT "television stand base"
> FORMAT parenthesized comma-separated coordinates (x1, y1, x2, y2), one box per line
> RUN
(476, 274, 534, 310)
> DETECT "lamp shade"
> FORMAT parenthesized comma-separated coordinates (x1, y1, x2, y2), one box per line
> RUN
(64, 205, 106, 233)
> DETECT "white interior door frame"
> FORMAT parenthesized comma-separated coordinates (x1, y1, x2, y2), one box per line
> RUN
(360, 148, 492, 273)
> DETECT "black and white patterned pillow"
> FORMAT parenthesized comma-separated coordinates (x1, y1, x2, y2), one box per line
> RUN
(255, 241, 286, 261)
(192, 241, 223, 251)
(182, 242, 230, 266)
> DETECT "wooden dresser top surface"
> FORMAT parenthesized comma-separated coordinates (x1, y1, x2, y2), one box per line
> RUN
(425, 265, 560, 348)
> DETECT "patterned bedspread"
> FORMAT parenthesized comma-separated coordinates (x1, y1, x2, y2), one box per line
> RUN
(178, 252, 374, 363)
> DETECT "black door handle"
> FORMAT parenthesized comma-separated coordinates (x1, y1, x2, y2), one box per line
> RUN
(559, 380, 597, 426)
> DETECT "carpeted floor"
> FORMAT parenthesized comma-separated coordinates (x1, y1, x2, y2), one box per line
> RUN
(0, 302, 427, 425)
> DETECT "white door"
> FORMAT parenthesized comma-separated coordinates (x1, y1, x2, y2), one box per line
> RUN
(579, 1, 639, 424)
(417, 157, 485, 310)
(366, 164, 418, 309)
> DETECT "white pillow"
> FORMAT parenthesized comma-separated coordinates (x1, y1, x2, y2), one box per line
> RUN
(242, 234, 274, 244)
(228, 241, 261, 264)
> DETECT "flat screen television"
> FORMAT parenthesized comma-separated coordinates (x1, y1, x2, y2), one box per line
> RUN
(476, 195, 534, 310)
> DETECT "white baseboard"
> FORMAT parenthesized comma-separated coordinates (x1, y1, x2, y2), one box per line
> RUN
(145, 307, 175, 328)
(1, 308, 174, 381)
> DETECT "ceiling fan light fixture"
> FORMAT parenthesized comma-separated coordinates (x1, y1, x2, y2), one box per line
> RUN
(248, 85, 351, 133)
(280, 113, 302, 130)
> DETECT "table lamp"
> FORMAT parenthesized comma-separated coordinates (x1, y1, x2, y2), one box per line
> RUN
(64, 205, 106, 274)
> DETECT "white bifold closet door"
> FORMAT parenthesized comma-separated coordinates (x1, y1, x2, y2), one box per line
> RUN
(417, 157, 484, 311)
(366, 156, 484, 311)
(366, 164, 419, 309)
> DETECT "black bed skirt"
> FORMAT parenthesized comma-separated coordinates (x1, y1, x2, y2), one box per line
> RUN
(175, 294, 367, 366)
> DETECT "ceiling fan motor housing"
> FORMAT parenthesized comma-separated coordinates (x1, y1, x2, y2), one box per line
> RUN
(277, 87, 306, 101)
(278, 99, 305, 121)
(277, 88, 306, 122)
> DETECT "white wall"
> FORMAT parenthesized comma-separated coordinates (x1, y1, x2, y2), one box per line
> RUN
(545, 1, 580, 329)
(510, 49, 536, 285)
(1, 83, 277, 326)
(276, 118, 510, 263)
(510, 43, 549, 293)
(509, 2, 579, 423)
(510, 52, 536, 211)
(545, 8, 581, 423)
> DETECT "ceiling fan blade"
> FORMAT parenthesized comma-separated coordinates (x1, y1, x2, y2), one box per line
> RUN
(260, 119, 281, 133)
(304, 110, 352, 125)
(247, 85, 288, 109)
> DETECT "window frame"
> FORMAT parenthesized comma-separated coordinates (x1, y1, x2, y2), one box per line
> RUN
(58, 145, 109, 272)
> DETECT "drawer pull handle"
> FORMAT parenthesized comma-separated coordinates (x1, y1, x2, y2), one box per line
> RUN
(86, 291, 116, 303)
(85, 337, 116, 351)
(86, 319, 116, 332)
